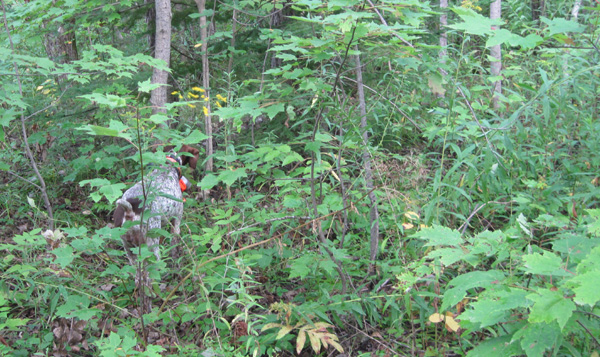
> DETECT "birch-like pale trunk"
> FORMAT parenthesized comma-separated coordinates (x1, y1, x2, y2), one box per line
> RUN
(354, 49, 380, 270)
(490, 0, 502, 110)
(572, 0, 582, 19)
(194, 0, 213, 172)
(150, 0, 171, 118)
(439, 0, 448, 66)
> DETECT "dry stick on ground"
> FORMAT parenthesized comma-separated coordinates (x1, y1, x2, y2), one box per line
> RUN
(1, 0, 54, 230)
(158, 189, 375, 313)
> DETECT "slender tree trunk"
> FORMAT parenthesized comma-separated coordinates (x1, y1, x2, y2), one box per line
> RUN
(227, 6, 237, 74)
(572, 0, 582, 20)
(354, 49, 379, 272)
(150, 0, 171, 119)
(490, 0, 502, 111)
(194, 0, 213, 172)
(145, 0, 156, 53)
(439, 0, 448, 66)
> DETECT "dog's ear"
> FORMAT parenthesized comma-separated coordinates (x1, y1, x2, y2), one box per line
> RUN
(179, 145, 200, 170)
(113, 205, 125, 227)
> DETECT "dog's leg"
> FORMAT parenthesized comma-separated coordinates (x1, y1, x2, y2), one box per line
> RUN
(169, 217, 182, 262)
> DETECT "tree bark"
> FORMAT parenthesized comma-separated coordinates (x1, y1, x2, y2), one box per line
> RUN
(572, 0, 582, 20)
(439, 0, 448, 66)
(194, 0, 213, 172)
(354, 49, 379, 272)
(150, 0, 171, 119)
(490, 0, 502, 111)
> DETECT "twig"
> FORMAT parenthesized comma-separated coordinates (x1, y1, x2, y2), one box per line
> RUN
(5, 171, 42, 190)
(577, 320, 600, 349)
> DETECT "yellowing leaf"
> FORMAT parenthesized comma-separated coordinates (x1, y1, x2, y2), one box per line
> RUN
(194, 43, 202, 48)
(36, 85, 44, 91)
(444, 315, 460, 332)
(404, 211, 420, 221)
(192, 86, 205, 92)
(261, 323, 282, 332)
(188, 104, 196, 108)
(203, 106, 209, 115)
(188, 92, 199, 99)
(330, 170, 340, 182)
(402, 222, 414, 230)
(296, 329, 307, 354)
(276, 325, 293, 340)
(429, 313, 444, 323)
(171, 91, 179, 95)
(307, 330, 321, 353)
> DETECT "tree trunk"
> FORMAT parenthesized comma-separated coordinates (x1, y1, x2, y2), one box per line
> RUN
(194, 0, 213, 172)
(439, 0, 448, 66)
(150, 0, 171, 119)
(354, 49, 379, 272)
(572, 0, 582, 20)
(490, 0, 502, 111)
(42, 17, 78, 86)
(145, 0, 156, 53)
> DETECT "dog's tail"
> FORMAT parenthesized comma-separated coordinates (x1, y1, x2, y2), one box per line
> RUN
(113, 198, 143, 227)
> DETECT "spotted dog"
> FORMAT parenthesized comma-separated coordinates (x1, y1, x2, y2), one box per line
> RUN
(113, 145, 199, 263)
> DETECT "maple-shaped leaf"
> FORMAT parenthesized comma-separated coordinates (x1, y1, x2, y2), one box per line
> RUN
(526, 288, 575, 330)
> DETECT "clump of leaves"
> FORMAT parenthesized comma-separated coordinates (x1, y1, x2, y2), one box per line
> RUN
(261, 302, 344, 355)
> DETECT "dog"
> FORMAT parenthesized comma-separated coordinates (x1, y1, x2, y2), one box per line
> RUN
(113, 145, 199, 263)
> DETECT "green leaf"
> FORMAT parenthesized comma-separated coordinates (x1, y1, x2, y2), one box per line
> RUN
(512, 322, 560, 357)
(52, 245, 75, 268)
(78, 93, 127, 109)
(448, 8, 500, 36)
(568, 270, 600, 306)
(199, 174, 219, 190)
(411, 225, 462, 247)
(263, 102, 285, 119)
(522, 251, 569, 276)
(289, 254, 314, 279)
(137, 78, 164, 93)
(467, 334, 522, 357)
(460, 288, 531, 328)
(441, 270, 505, 311)
(183, 129, 209, 144)
(541, 17, 585, 37)
(282, 152, 304, 166)
(218, 168, 247, 186)
(527, 288, 575, 330)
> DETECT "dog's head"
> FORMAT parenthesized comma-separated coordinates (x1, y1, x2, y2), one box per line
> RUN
(164, 144, 200, 170)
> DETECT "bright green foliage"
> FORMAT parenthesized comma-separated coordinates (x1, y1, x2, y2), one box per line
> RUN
(2, 0, 600, 355)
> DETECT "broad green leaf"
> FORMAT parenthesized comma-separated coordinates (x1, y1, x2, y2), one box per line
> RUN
(263, 102, 285, 119)
(427, 247, 464, 266)
(460, 288, 530, 328)
(541, 17, 585, 36)
(441, 270, 505, 311)
(218, 168, 247, 186)
(512, 322, 560, 357)
(289, 254, 314, 279)
(467, 335, 522, 357)
(568, 271, 600, 306)
(52, 245, 75, 268)
(183, 129, 209, 144)
(412, 225, 462, 247)
(199, 174, 219, 190)
(448, 8, 500, 36)
(137, 78, 164, 93)
(282, 152, 303, 166)
(527, 289, 575, 330)
(78, 93, 127, 109)
(522, 251, 569, 276)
